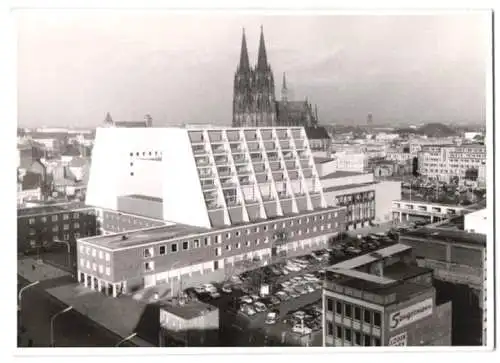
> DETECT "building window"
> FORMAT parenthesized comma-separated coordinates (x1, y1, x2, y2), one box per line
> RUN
(327, 298, 333, 312)
(273, 224, 277, 230)
(334, 212, 338, 218)
(336, 326, 343, 339)
(345, 304, 352, 318)
(52, 226, 58, 232)
(364, 334, 372, 346)
(79, 245, 84, 253)
(75, 232, 80, 239)
(226, 233, 231, 239)
(80, 258, 84, 266)
(298, 219, 302, 225)
(171, 243, 178, 253)
(354, 306, 361, 320)
(86, 246, 90, 255)
(354, 331, 361, 346)
(215, 235, 221, 244)
(159, 246, 166, 255)
(263, 225, 268, 231)
(194, 240, 200, 248)
(182, 241, 189, 250)
(105, 267, 111, 276)
(86, 261, 90, 269)
(336, 301, 342, 314)
(236, 242, 241, 249)
(29, 229, 35, 235)
(63, 224, 69, 231)
(364, 310, 372, 324)
(99, 251, 104, 259)
(264, 237, 269, 244)
(374, 312, 381, 326)
(373, 338, 381, 346)
(215, 247, 221, 257)
(92, 248, 96, 257)
(344, 328, 351, 343)
(92, 263, 97, 271)
(73, 213, 79, 219)
(246, 229, 251, 235)
(52, 215, 58, 222)
(63, 214, 69, 220)
(327, 322, 333, 336)
(256, 239, 260, 245)
(145, 261, 155, 272)
(225, 245, 231, 251)
(255, 227, 260, 232)
(40, 216, 47, 223)
(105, 253, 110, 262)
(99, 265, 104, 274)
(236, 231, 241, 237)
(204, 237, 210, 246)
(246, 241, 251, 247)
(74, 222, 80, 229)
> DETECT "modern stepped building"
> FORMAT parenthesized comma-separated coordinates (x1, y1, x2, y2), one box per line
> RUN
(87, 126, 327, 229)
(80, 126, 344, 298)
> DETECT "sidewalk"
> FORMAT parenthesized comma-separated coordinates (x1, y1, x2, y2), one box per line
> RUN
(18, 258, 156, 347)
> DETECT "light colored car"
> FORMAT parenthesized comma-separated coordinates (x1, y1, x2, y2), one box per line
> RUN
(285, 264, 301, 272)
(209, 291, 221, 299)
(203, 283, 217, 293)
(240, 295, 253, 304)
(280, 268, 290, 275)
(194, 286, 205, 294)
(304, 284, 315, 293)
(265, 312, 277, 325)
(275, 291, 290, 301)
(222, 284, 232, 293)
(250, 294, 260, 302)
(230, 275, 243, 284)
(294, 286, 308, 295)
(254, 301, 268, 313)
(292, 324, 312, 335)
(281, 281, 292, 287)
(240, 304, 256, 316)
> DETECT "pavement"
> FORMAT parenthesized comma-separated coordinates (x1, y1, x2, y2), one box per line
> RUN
(18, 257, 156, 347)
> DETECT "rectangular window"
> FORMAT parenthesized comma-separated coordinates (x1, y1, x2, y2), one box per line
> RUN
(74, 222, 80, 229)
(327, 322, 333, 336)
(204, 237, 210, 246)
(364, 309, 372, 324)
(106, 267, 111, 276)
(92, 263, 97, 271)
(336, 301, 342, 314)
(105, 253, 110, 262)
(159, 246, 166, 255)
(79, 245, 84, 253)
(63, 224, 69, 230)
(171, 243, 178, 253)
(246, 229, 251, 235)
(73, 213, 79, 219)
(98, 265, 104, 274)
(354, 306, 361, 320)
(355, 331, 361, 346)
(226, 233, 231, 239)
(143, 248, 153, 258)
(345, 304, 352, 318)
(99, 251, 104, 259)
(79, 258, 84, 266)
(194, 239, 200, 248)
(86, 260, 90, 269)
(63, 214, 69, 220)
(145, 261, 155, 272)
(236, 231, 241, 237)
(52, 215, 58, 222)
(255, 227, 259, 232)
(216, 235, 221, 244)
(336, 326, 343, 339)
(41, 216, 47, 223)
(74, 232, 80, 239)
(327, 298, 333, 312)
(52, 226, 58, 232)
(263, 225, 268, 231)
(182, 241, 189, 250)
(92, 248, 96, 257)
(374, 312, 381, 326)
(215, 247, 221, 257)
(363, 335, 371, 346)
(225, 245, 231, 251)
(236, 242, 241, 249)
(246, 241, 251, 247)
(344, 328, 351, 343)
(374, 338, 381, 346)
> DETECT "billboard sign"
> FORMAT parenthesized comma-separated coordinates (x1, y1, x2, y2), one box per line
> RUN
(388, 332, 407, 346)
(389, 298, 433, 331)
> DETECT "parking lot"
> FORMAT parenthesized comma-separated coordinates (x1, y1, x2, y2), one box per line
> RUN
(177, 229, 399, 346)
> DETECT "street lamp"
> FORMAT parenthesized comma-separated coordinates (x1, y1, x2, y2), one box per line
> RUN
(18, 280, 40, 330)
(50, 306, 73, 347)
(115, 332, 137, 347)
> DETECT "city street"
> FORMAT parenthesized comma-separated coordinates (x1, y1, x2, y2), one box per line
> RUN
(18, 276, 132, 347)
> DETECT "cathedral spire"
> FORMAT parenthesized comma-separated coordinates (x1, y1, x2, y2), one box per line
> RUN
(238, 28, 250, 72)
(257, 25, 268, 71)
(104, 112, 113, 125)
(281, 72, 288, 102)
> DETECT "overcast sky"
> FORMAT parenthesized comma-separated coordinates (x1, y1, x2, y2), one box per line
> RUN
(17, 11, 490, 128)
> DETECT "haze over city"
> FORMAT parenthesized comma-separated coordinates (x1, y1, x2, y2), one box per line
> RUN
(17, 11, 489, 128)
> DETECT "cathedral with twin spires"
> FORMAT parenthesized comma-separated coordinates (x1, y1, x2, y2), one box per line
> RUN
(232, 27, 319, 128)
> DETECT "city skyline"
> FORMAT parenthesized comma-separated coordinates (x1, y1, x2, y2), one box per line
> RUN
(17, 11, 490, 128)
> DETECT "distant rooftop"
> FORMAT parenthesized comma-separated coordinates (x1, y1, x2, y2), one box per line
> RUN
(159, 299, 217, 320)
(122, 194, 163, 203)
(400, 227, 486, 247)
(82, 223, 210, 250)
(17, 201, 89, 217)
(320, 170, 366, 180)
(323, 181, 377, 193)
(329, 243, 412, 270)
(313, 157, 335, 164)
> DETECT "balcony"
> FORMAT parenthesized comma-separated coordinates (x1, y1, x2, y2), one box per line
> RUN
(239, 177, 252, 186)
(226, 131, 241, 142)
(233, 157, 248, 164)
(212, 146, 226, 155)
(250, 153, 263, 162)
(201, 183, 216, 191)
(192, 147, 207, 155)
(199, 172, 214, 179)
(269, 162, 282, 171)
(263, 141, 276, 150)
(280, 140, 291, 150)
(300, 160, 311, 169)
(285, 161, 296, 170)
(294, 140, 305, 150)
(261, 130, 273, 140)
(206, 201, 223, 210)
(282, 153, 294, 160)
(267, 154, 279, 162)
(217, 168, 232, 177)
(221, 182, 237, 189)
(236, 167, 251, 175)
(230, 145, 245, 154)
(215, 157, 229, 166)
(276, 130, 288, 140)
(244, 131, 258, 141)
(195, 157, 210, 167)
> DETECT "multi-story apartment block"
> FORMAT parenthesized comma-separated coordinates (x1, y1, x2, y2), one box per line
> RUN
(17, 201, 98, 254)
(418, 144, 486, 182)
(323, 243, 452, 347)
(79, 126, 346, 297)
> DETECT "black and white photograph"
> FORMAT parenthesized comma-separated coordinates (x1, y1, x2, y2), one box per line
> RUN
(4, 2, 495, 359)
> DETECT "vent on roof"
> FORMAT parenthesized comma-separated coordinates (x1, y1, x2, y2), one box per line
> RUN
(121, 235, 128, 241)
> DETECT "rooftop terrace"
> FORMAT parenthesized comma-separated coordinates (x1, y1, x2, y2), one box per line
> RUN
(400, 227, 486, 247)
(328, 243, 412, 270)
(159, 299, 217, 320)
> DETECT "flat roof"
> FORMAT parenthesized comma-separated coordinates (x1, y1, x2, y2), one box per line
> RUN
(329, 243, 412, 270)
(83, 223, 210, 249)
(320, 171, 366, 180)
(120, 194, 164, 203)
(323, 181, 377, 193)
(313, 157, 335, 164)
(400, 227, 486, 247)
(159, 300, 217, 320)
(17, 201, 89, 217)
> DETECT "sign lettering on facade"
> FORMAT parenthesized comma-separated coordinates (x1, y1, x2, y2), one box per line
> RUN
(389, 298, 433, 331)
(388, 331, 407, 346)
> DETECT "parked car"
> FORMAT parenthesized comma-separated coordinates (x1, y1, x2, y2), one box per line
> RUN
(275, 291, 290, 301)
(222, 284, 233, 294)
(240, 295, 253, 304)
(292, 324, 312, 335)
(203, 283, 218, 293)
(209, 291, 221, 299)
(254, 301, 268, 313)
(265, 311, 278, 325)
(240, 304, 256, 316)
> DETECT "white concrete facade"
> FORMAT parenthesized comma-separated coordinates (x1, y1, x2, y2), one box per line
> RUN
(464, 209, 487, 235)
